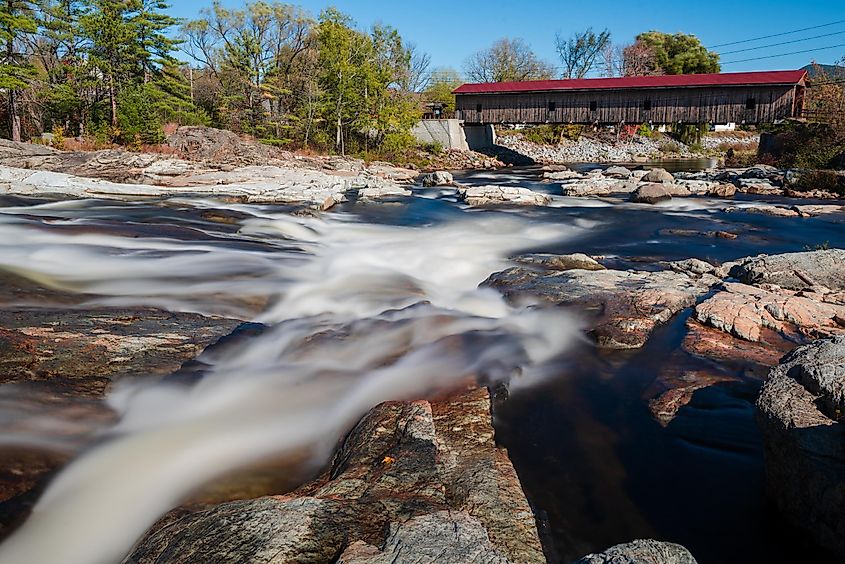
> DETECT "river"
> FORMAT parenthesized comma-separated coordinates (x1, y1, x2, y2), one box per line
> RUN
(0, 166, 842, 563)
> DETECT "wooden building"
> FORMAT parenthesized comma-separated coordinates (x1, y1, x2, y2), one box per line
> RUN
(453, 70, 807, 125)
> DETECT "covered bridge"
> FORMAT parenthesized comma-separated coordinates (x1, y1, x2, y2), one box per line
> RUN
(453, 70, 807, 126)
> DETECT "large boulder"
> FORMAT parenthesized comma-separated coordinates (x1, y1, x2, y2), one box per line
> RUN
(757, 337, 845, 559)
(643, 168, 674, 183)
(420, 170, 453, 187)
(730, 249, 845, 291)
(560, 178, 637, 197)
(575, 539, 697, 564)
(127, 388, 546, 563)
(708, 183, 737, 198)
(460, 185, 550, 206)
(604, 166, 633, 179)
(631, 183, 672, 204)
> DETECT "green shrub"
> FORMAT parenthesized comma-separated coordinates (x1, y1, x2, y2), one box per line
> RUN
(637, 123, 654, 138)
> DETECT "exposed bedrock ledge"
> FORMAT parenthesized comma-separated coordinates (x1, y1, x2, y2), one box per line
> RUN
(756, 336, 845, 560)
(126, 387, 546, 564)
(485, 265, 716, 349)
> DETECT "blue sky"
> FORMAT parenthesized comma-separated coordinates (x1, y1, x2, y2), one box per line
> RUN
(169, 0, 845, 76)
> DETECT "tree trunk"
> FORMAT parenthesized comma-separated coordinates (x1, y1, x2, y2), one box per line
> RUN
(9, 89, 20, 142)
(6, 29, 20, 142)
(109, 74, 118, 129)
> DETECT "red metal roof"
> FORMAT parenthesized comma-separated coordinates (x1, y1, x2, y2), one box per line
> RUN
(453, 70, 807, 95)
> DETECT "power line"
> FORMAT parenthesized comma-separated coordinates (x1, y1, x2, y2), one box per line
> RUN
(708, 19, 845, 49)
(717, 29, 845, 55)
(721, 43, 845, 65)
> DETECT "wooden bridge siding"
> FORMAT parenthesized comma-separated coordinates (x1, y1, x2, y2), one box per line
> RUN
(456, 85, 798, 124)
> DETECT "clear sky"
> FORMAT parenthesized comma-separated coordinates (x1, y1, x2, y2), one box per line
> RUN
(168, 0, 845, 76)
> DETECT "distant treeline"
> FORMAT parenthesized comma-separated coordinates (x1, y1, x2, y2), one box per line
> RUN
(0, 1, 841, 160)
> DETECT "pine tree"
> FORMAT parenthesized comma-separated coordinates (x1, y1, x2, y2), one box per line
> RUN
(80, 0, 135, 128)
(129, 0, 179, 82)
(0, 0, 37, 141)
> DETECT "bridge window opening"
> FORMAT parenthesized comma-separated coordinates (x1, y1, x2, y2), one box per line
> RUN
(548, 101, 556, 112)
(746, 97, 757, 110)
(476, 103, 482, 113)
(589, 101, 597, 112)
(643, 99, 652, 111)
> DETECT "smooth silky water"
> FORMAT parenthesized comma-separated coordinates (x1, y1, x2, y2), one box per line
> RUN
(0, 166, 842, 564)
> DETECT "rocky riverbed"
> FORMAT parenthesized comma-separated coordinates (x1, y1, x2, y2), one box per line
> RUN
(0, 152, 843, 563)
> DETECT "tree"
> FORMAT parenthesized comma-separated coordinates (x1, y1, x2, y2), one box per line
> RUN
(129, 0, 181, 82)
(181, 1, 313, 137)
(423, 67, 462, 113)
(0, 0, 37, 141)
(555, 27, 610, 79)
(632, 32, 719, 75)
(398, 42, 430, 93)
(464, 38, 553, 83)
(80, 0, 137, 127)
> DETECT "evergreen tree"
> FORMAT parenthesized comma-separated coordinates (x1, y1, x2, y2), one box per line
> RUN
(129, 0, 179, 82)
(0, 0, 37, 141)
(80, 0, 135, 127)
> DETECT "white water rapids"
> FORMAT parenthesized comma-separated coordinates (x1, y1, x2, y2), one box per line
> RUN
(0, 199, 583, 564)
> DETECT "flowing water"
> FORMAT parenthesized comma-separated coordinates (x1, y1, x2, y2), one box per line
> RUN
(0, 167, 843, 563)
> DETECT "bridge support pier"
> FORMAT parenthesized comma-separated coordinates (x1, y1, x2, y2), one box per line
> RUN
(463, 125, 496, 152)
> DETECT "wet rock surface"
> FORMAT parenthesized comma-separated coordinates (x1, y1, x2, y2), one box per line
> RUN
(757, 337, 845, 559)
(486, 264, 714, 349)
(126, 388, 546, 564)
(0, 271, 242, 538)
(575, 539, 698, 564)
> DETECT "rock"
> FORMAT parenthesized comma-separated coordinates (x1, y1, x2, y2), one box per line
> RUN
(543, 170, 579, 181)
(694, 282, 845, 343)
(791, 204, 845, 217)
(738, 178, 781, 195)
(0, 164, 359, 209)
(741, 164, 780, 179)
(663, 183, 692, 197)
(669, 258, 717, 276)
(730, 249, 845, 291)
(560, 178, 636, 197)
(355, 179, 412, 200)
(337, 512, 512, 564)
(757, 336, 845, 559)
(460, 185, 550, 206)
(724, 204, 799, 217)
(674, 179, 717, 195)
(514, 253, 605, 272)
(708, 183, 737, 198)
(420, 171, 453, 187)
(604, 166, 633, 179)
(127, 388, 546, 563)
(486, 267, 714, 349)
(575, 539, 697, 564)
(643, 168, 674, 183)
(631, 183, 672, 204)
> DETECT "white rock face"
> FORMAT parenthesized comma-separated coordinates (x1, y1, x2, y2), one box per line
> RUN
(0, 164, 412, 209)
(459, 185, 551, 206)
